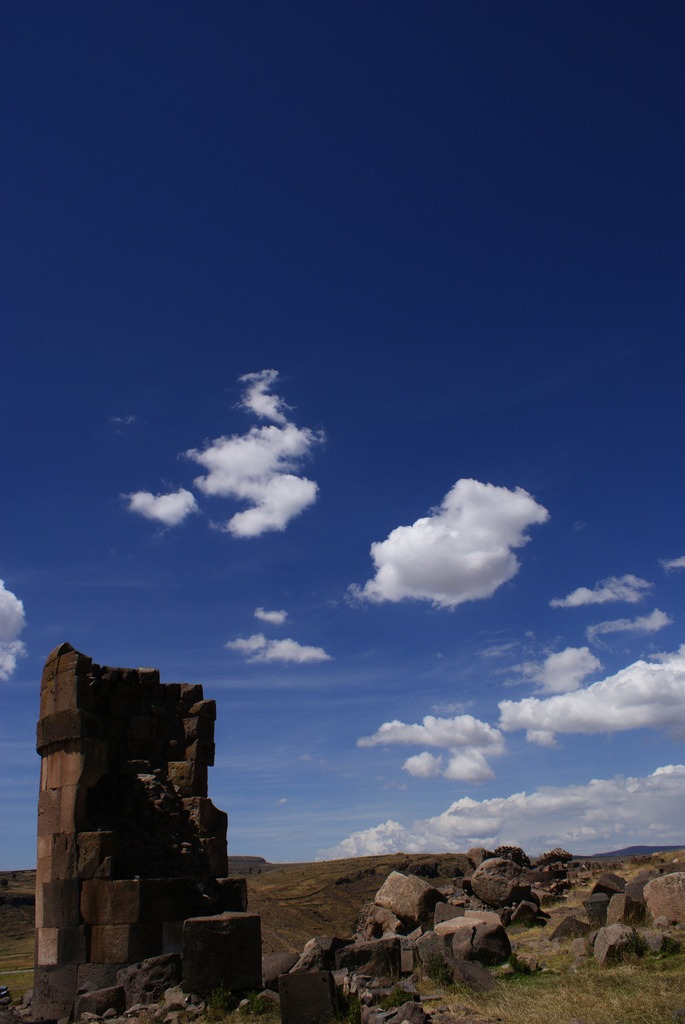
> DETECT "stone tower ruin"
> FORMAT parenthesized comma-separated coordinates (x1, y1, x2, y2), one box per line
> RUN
(34, 643, 236, 1020)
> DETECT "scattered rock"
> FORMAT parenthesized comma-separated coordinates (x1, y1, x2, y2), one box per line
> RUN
(593, 924, 635, 966)
(644, 872, 685, 923)
(374, 873, 443, 931)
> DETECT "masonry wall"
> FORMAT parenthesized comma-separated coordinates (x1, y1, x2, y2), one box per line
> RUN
(34, 643, 229, 1020)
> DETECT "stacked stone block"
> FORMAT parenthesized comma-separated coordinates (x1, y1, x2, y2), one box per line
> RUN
(34, 643, 229, 1020)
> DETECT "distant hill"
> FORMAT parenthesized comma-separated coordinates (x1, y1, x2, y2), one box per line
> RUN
(579, 844, 684, 859)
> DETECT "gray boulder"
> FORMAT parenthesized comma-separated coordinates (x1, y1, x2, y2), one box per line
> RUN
(644, 872, 685, 923)
(593, 924, 635, 966)
(470, 857, 530, 908)
(591, 872, 626, 899)
(374, 872, 442, 930)
(450, 917, 511, 965)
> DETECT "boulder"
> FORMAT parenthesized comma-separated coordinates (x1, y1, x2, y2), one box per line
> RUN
(262, 952, 299, 990)
(363, 905, 403, 939)
(584, 893, 609, 927)
(291, 936, 352, 973)
(451, 959, 497, 992)
(374, 872, 442, 930)
(535, 847, 572, 866)
(116, 953, 181, 1008)
(510, 900, 539, 926)
(470, 858, 530, 908)
(433, 902, 465, 926)
(593, 924, 635, 966)
(644, 872, 685, 923)
(591, 872, 626, 899)
(278, 971, 338, 1024)
(73, 986, 125, 1019)
(466, 847, 495, 868)
(450, 918, 511, 965)
(606, 892, 646, 927)
(548, 916, 590, 941)
(335, 938, 403, 979)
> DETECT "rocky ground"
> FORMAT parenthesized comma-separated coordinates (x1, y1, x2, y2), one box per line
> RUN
(4, 848, 685, 1024)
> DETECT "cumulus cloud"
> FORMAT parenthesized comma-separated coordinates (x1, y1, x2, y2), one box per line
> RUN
(320, 764, 685, 859)
(350, 479, 548, 609)
(550, 574, 651, 608)
(515, 646, 601, 694)
(0, 580, 27, 681)
(187, 379, 323, 536)
(499, 644, 685, 743)
(586, 608, 672, 643)
(239, 369, 289, 424)
(661, 555, 685, 571)
(125, 370, 323, 538)
(254, 607, 288, 625)
(403, 752, 443, 777)
(126, 488, 198, 527)
(358, 713, 505, 782)
(225, 633, 331, 664)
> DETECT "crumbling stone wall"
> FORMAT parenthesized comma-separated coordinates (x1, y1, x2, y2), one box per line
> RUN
(34, 643, 229, 1020)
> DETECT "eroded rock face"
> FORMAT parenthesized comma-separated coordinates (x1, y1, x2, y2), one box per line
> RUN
(644, 872, 685, 923)
(470, 857, 530, 908)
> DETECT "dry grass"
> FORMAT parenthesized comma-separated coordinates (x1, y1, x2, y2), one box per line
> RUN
(434, 955, 685, 1024)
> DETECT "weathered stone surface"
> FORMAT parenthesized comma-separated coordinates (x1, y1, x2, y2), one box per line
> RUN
(81, 880, 141, 925)
(73, 985, 126, 1019)
(116, 953, 181, 1008)
(593, 924, 634, 966)
(363, 905, 403, 939)
(591, 872, 626, 899)
(278, 971, 338, 1024)
(374, 872, 442, 929)
(262, 952, 299, 990)
(415, 930, 452, 974)
(182, 913, 262, 994)
(215, 877, 248, 913)
(510, 900, 539, 926)
(644, 872, 685, 923)
(291, 936, 352, 973)
(33, 964, 78, 1021)
(34, 644, 230, 1022)
(549, 916, 591, 941)
(584, 892, 610, 927)
(606, 892, 646, 926)
(450, 919, 511, 965)
(452, 959, 497, 991)
(335, 938, 403, 978)
(433, 902, 465, 926)
(470, 858, 529, 908)
(466, 847, 495, 868)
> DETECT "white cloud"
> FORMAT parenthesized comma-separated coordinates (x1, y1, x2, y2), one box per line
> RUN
(125, 370, 323, 538)
(550, 574, 651, 608)
(661, 555, 685, 571)
(125, 488, 198, 527)
(499, 644, 685, 743)
(254, 607, 288, 625)
(515, 646, 601, 694)
(187, 415, 323, 537)
(225, 633, 331, 664)
(239, 369, 289, 424)
(403, 752, 443, 777)
(0, 581, 27, 681)
(358, 713, 505, 782)
(320, 765, 685, 859)
(586, 608, 672, 643)
(350, 479, 548, 609)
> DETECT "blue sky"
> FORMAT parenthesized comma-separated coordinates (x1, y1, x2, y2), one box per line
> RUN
(2, 2, 685, 869)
